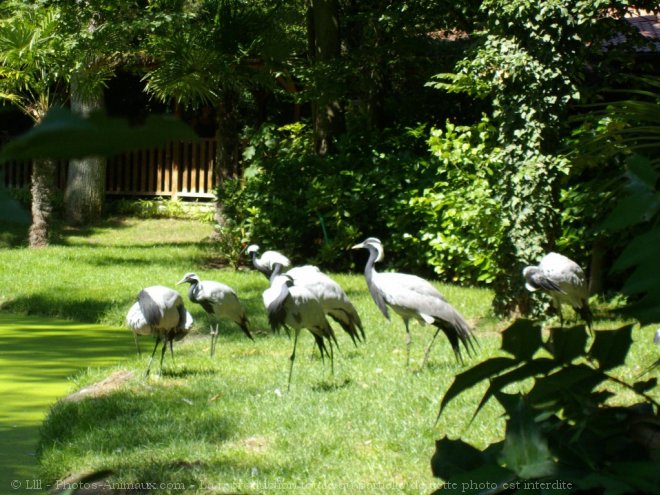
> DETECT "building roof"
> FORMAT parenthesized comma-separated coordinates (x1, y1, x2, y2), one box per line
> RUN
(625, 10, 660, 51)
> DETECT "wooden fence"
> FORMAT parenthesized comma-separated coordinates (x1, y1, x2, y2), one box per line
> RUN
(2, 139, 220, 199)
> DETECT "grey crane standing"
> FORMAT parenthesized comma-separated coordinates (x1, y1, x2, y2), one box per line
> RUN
(352, 237, 477, 367)
(523, 252, 593, 331)
(246, 244, 291, 279)
(176, 272, 253, 356)
(126, 285, 193, 377)
(272, 263, 365, 345)
(263, 274, 338, 390)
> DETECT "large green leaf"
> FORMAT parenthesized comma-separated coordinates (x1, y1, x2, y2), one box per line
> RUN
(0, 185, 30, 224)
(600, 194, 658, 231)
(0, 108, 198, 163)
(500, 319, 543, 361)
(438, 357, 517, 418)
(548, 325, 588, 363)
(588, 325, 633, 371)
(431, 437, 489, 480)
(527, 365, 604, 406)
(610, 461, 660, 493)
(611, 228, 660, 273)
(473, 359, 557, 419)
(498, 395, 555, 479)
(431, 464, 516, 495)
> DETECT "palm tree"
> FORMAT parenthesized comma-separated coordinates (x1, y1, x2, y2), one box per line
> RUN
(55, 0, 142, 226)
(0, 2, 66, 246)
(142, 0, 294, 223)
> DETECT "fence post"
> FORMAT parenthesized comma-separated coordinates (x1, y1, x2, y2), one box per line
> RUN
(172, 141, 179, 199)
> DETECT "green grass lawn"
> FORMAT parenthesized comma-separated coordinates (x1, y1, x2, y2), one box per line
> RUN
(0, 218, 657, 494)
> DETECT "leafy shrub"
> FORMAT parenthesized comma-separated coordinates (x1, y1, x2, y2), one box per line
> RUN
(111, 197, 213, 221)
(432, 320, 660, 494)
(410, 117, 502, 285)
(218, 122, 431, 271)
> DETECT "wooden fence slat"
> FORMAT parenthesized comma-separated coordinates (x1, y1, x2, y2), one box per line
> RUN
(3, 139, 217, 199)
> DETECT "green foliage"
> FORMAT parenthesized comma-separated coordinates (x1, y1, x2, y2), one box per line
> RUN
(568, 77, 660, 324)
(410, 117, 502, 284)
(434, 319, 660, 494)
(428, 0, 656, 315)
(0, 1, 66, 121)
(604, 156, 660, 325)
(0, 107, 198, 162)
(219, 122, 431, 270)
(142, 0, 293, 108)
(112, 197, 212, 222)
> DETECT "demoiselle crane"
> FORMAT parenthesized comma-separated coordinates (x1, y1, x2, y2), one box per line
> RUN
(176, 272, 253, 356)
(246, 244, 291, 279)
(523, 252, 593, 331)
(126, 285, 193, 377)
(352, 237, 477, 367)
(271, 263, 365, 345)
(263, 274, 338, 390)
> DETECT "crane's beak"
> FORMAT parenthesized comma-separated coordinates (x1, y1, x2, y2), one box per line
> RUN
(351, 242, 364, 250)
(175, 278, 186, 286)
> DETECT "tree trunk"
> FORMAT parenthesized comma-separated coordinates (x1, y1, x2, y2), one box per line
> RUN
(214, 90, 241, 226)
(588, 237, 606, 295)
(29, 158, 56, 247)
(308, 0, 345, 155)
(64, 78, 106, 225)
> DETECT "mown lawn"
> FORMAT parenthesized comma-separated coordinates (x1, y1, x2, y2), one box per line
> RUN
(0, 218, 657, 494)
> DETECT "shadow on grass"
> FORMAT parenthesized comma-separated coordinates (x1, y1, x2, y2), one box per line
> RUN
(39, 385, 246, 489)
(0, 294, 120, 324)
(0, 220, 29, 248)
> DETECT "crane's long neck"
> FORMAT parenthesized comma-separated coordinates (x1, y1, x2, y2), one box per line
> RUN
(188, 280, 200, 303)
(252, 253, 271, 279)
(363, 245, 379, 288)
(362, 245, 389, 320)
(270, 262, 284, 282)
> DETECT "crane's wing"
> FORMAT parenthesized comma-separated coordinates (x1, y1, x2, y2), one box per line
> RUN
(265, 282, 290, 331)
(262, 250, 291, 270)
(137, 289, 162, 326)
(524, 268, 563, 293)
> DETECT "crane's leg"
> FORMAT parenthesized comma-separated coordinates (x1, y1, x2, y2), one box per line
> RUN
(421, 327, 442, 369)
(404, 319, 412, 367)
(329, 337, 335, 376)
(287, 331, 300, 392)
(133, 333, 141, 356)
(145, 337, 160, 378)
(169, 339, 175, 364)
(158, 338, 168, 377)
(210, 323, 219, 357)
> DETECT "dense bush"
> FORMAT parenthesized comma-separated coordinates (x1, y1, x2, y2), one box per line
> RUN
(217, 122, 432, 272)
(410, 117, 502, 285)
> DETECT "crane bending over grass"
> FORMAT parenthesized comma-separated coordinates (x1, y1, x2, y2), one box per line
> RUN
(263, 273, 338, 390)
(271, 263, 365, 346)
(523, 252, 593, 332)
(246, 244, 291, 279)
(126, 286, 193, 377)
(177, 272, 253, 356)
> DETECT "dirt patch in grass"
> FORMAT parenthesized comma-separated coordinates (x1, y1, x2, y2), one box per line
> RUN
(62, 371, 135, 403)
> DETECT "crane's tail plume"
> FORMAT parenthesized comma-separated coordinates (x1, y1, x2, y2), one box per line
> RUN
(239, 315, 254, 341)
(436, 315, 478, 365)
